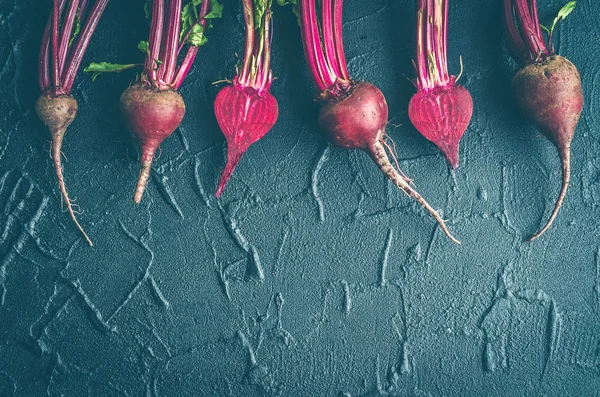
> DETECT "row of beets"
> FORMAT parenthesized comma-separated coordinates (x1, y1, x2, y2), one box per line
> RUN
(36, 0, 583, 247)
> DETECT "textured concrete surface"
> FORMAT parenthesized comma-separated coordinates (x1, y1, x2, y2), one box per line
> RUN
(1, 0, 600, 396)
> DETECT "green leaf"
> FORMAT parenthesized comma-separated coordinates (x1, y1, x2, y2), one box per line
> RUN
(188, 24, 208, 46)
(254, 0, 268, 29)
(548, 1, 576, 36)
(138, 40, 150, 54)
(180, 0, 222, 47)
(540, 24, 550, 34)
(83, 62, 140, 81)
(204, 0, 223, 19)
(68, 8, 82, 47)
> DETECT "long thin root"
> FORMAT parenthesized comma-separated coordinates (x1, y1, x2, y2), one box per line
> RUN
(52, 130, 93, 247)
(371, 139, 460, 244)
(527, 146, 570, 242)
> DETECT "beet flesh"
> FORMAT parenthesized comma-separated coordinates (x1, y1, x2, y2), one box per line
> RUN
(512, 55, 583, 241)
(319, 82, 460, 244)
(120, 84, 185, 204)
(408, 84, 473, 169)
(36, 94, 93, 246)
(214, 84, 278, 197)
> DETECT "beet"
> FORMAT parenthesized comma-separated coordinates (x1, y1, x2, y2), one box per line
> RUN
(214, 0, 278, 197)
(35, 0, 110, 246)
(120, 85, 186, 204)
(408, 0, 473, 169)
(408, 85, 473, 169)
(214, 85, 278, 197)
(504, 0, 583, 240)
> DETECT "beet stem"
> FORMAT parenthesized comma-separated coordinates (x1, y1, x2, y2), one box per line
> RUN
(61, 0, 110, 93)
(332, 0, 349, 80)
(321, 0, 342, 79)
(146, 0, 165, 78)
(371, 140, 461, 244)
(159, 0, 182, 85)
(58, 0, 81, 72)
(172, 0, 210, 89)
(52, 0, 62, 95)
(527, 146, 570, 242)
(39, 0, 66, 93)
(52, 128, 93, 246)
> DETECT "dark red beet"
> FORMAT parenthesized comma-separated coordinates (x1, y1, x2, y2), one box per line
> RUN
(120, 84, 186, 204)
(512, 55, 583, 240)
(320, 82, 460, 244)
(36, 94, 93, 246)
(408, 84, 473, 168)
(214, 84, 278, 197)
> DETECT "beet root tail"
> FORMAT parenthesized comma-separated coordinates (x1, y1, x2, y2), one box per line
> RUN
(215, 149, 244, 198)
(51, 128, 93, 247)
(370, 140, 461, 244)
(439, 141, 460, 169)
(527, 146, 571, 242)
(134, 145, 157, 204)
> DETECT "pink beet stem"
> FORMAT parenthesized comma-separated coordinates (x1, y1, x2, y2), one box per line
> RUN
(332, 0, 349, 80)
(158, 0, 182, 85)
(505, 0, 549, 63)
(58, 0, 81, 72)
(52, 0, 62, 95)
(299, 0, 337, 92)
(257, 7, 273, 91)
(172, 0, 210, 89)
(322, 0, 342, 78)
(145, 0, 165, 80)
(415, 0, 451, 90)
(61, 0, 110, 93)
(239, 0, 255, 86)
(39, 0, 66, 93)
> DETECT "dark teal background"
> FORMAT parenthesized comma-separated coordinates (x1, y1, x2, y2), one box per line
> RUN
(1, 0, 600, 396)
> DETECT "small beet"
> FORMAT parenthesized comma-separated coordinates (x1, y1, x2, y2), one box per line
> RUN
(36, 94, 93, 246)
(35, 0, 109, 246)
(408, 84, 473, 169)
(120, 84, 186, 204)
(512, 55, 583, 240)
(408, 0, 473, 169)
(504, 0, 583, 241)
(214, 84, 278, 197)
(214, 0, 278, 197)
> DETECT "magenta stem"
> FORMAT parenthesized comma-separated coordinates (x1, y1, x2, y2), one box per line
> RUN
(52, 0, 62, 95)
(503, 0, 550, 64)
(171, 0, 210, 89)
(61, 0, 109, 93)
(322, 0, 342, 78)
(414, 0, 450, 90)
(145, 0, 165, 83)
(299, 0, 337, 92)
(159, 0, 182, 85)
(58, 0, 81, 73)
(239, 0, 255, 85)
(258, 7, 273, 91)
(332, 0, 349, 80)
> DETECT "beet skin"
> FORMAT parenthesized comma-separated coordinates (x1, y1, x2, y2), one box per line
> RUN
(512, 55, 583, 240)
(120, 84, 186, 204)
